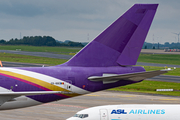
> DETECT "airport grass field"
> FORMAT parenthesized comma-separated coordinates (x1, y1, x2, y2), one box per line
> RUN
(109, 80, 180, 96)
(0, 45, 80, 55)
(0, 52, 67, 65)
(138, 53, 180, 65)
(0, 45, 180, 96)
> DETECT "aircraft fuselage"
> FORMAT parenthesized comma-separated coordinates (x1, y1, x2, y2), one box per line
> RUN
(0, 66, 144, 110)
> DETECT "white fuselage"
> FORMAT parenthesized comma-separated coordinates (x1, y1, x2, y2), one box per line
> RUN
(67, 104, 180, 120)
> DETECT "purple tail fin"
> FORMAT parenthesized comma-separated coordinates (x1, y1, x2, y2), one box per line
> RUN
(63, 4, 158, 67)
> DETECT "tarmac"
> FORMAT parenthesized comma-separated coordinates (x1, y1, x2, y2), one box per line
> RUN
(1, 49, 180, 68)
(0, 91, 180, 120)
(0, 49, 179, 120)
(0, 50, 72, 59)
(141, 49, 180, 54)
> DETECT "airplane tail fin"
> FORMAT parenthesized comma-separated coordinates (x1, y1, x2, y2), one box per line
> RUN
(62, 4, 158, 67)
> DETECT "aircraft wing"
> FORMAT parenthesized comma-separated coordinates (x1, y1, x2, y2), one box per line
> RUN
(0, 91, 64, 106)
(88, 70, 169, 84)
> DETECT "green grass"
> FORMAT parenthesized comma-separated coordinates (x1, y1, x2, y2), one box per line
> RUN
(138, 54, 180, 65)
(141, 66, 180, 76)
(109, 80, 180, 96)
(1, 45, 180, 65)
(0, 46, 180, 96)
(0, 52, 67, 65)
(0, 52, 179, 76)
(0, 45, 81, 55)
(109, 66, 180, 96)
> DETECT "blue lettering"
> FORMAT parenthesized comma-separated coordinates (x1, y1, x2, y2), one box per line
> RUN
(135, 109, 137, 114)
(121, 110, 127, 114)
(161, 109, 165, 114)
(138, 109, 142, 114)
(111, 110, 117, 114)
(122, 110, 127, 114)
(143, 110, 147, 114)
(156, 109, 160, 114)
(129, 110, 134, 114)
(116, 109, 120, 114)
(117, 109, 122, 114)
(111, 109, 127, 114)
(128, 109, 165, 115)
(150, 110, 155, 114)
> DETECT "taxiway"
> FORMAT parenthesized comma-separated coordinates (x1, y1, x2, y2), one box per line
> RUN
(0, 50, 179, 119)
(0, 91, 179, 120)
(1, 50, 180, 68)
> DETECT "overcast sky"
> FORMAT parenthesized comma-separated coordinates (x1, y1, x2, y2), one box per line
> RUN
(0, 0, 179, 44)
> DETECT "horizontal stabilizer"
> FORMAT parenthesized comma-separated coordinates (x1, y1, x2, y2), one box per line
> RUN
(88, 70, 168, 84)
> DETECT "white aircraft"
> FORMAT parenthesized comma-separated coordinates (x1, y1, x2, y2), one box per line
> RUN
(67, 104, 180, 120)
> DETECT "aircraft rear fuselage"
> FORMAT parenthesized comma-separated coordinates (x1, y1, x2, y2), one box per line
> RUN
(0, 66, 144, 110)
(0, 4, 159, 110)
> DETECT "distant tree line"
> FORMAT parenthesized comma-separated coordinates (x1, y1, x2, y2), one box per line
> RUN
(1, 36, 180, 49)
(143, 42, 180, 49)
(0, 36, 84, 47)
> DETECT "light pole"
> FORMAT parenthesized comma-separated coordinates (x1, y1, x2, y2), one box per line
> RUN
(172, 32, 180, 43)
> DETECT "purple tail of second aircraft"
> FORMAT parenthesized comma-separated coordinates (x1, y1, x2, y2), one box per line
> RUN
(62, 4, 158, 67)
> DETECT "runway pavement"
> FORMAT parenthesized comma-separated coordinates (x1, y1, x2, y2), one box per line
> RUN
(136, 62, 180, 68)
(1, 61, 49, 67)
(147, 75, 180, 83)
(0, 91, 180, 120)
(0, 50, 179, 119)
(141, 49, 180, 55)
(1, 50, 180, 68)
(0, 50, 72, 59)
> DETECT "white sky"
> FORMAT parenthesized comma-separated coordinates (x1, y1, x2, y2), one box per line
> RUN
(0, 0, 179, 44)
